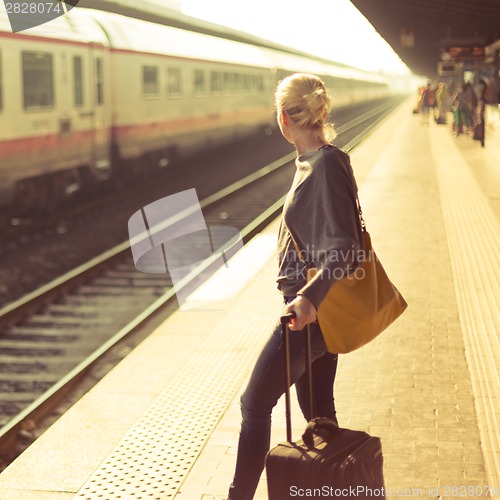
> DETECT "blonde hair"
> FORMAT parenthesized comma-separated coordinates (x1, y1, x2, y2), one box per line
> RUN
(275, 73, 336, 141)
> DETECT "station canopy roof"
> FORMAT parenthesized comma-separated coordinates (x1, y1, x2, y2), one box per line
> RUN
(350, 0, 500, 77)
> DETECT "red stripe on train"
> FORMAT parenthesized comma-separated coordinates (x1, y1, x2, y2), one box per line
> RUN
(0, 130, 100, 157)
(0, 108, 271, 156)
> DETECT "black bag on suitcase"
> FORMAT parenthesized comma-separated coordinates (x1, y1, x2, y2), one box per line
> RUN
(265, 313, 386, 499)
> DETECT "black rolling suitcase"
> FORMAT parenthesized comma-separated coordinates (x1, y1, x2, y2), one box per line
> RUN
(265, 313, 386, 499)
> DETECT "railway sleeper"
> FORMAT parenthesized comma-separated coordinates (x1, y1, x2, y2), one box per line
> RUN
(0, 379, 55, 394)
(0, 332, 79, 343)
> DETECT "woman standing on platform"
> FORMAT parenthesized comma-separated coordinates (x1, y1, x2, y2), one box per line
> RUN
(227, 74, 365, 500)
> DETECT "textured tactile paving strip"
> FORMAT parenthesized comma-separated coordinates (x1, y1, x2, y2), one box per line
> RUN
(431, 126, 500, 491)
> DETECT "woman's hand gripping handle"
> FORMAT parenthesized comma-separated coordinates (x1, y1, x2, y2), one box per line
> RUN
(284, 295, 317, 331)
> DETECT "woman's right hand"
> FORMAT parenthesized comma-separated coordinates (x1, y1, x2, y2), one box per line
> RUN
(284, 295, 317, 331)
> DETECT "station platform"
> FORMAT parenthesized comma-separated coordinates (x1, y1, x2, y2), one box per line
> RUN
(0, 98, 499, 499)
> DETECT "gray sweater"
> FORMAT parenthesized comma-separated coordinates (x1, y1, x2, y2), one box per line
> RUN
(276, 145, 364, 309)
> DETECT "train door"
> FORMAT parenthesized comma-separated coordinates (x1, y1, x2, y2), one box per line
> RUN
(84, 43, 111, 183)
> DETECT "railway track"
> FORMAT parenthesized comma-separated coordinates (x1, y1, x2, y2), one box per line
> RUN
(0, 96, 404, 467)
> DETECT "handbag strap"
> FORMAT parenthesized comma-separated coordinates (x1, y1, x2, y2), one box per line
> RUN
(288, 193, 366, 265)
(356, 194, 367, 232)
(318, 144, 366, 232)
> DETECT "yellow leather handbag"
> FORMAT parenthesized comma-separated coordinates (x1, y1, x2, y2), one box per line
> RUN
(292, 204, 407, 354)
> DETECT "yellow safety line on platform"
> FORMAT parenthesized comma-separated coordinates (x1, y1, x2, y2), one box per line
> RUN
(432, 126, 500, 493)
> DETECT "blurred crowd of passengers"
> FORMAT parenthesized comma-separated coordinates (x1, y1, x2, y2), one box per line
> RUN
(414, 79, 492, 147)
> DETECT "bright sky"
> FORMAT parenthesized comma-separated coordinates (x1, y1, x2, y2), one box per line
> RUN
(181, 0, 410, 75)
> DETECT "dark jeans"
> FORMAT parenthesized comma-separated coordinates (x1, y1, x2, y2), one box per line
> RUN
(228, 308, 338, 500)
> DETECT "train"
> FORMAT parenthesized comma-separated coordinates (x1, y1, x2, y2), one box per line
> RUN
(0, 5, 390, 216)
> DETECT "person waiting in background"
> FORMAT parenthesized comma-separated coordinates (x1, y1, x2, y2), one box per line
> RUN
(413, 86, 424, 114)
(436, 82, 451, 124)
(452, 84, 468, 136)
(429, 83, 437, 119)
(464, 83, 478, 134)
(473, 79, 490, 147)
(420, 83, 433, 125)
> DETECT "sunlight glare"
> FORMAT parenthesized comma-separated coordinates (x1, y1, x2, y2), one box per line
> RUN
(181, 0, 409, 75)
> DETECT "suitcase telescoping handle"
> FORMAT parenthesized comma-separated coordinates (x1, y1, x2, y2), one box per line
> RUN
(280, 312, 314, 444)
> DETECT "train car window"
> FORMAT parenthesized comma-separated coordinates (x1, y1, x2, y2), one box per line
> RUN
(95, 58, 104, 106)
(276, 70, 288, 83)
(256, 75, 264, 94)
(234, 73, 242, 94)
(210, 72, 216, 93)
(250, 75, 257, 95)
(334, 78, 347, 89)
(22, 51, 54, 110)
(210, 71, 222, 95)
(246, 75, 251, 93)
(193, 70, 205, 96)
(223, 72, 231, 94)
(73, 56, 84, 107)
(167, 68, 182, 97)
(143, 66, 159, 98)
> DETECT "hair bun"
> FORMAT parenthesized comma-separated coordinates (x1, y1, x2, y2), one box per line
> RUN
(275, 73, 336, 140)
(303, 88, 324, 105)
(303, 90, 327, 126)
